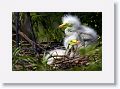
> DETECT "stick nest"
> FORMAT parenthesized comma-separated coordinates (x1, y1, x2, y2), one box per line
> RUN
(49, 55, 89, 70)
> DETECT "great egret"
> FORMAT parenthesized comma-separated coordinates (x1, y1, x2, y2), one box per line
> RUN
(59, 15, 98, 47)
(45, 39, 80, 65)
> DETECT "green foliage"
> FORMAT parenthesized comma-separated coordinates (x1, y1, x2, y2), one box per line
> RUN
(74, 42, 102, 71)
(30, 12, 64, 42)
(12, 47, 53, 71)
(12, 47, 37, 71)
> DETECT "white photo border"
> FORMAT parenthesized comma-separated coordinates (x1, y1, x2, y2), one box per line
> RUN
(0, 0, 114, 83)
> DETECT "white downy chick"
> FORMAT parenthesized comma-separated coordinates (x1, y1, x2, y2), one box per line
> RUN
(59, 15, 98, 47)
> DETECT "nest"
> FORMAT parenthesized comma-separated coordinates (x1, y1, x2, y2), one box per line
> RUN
(49, 55, 89, 70)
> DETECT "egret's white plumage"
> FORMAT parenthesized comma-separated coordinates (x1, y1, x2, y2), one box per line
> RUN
(79, 25, 98, 45)
(45, 49, 66, 65)
(64, 32, 79, 49)
(62, 15, 81, 28)
(60, 15, 98, 47)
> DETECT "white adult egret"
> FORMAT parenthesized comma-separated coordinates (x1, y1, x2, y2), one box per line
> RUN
(45, 39, 80, 65)
(59, 15, 98, 47)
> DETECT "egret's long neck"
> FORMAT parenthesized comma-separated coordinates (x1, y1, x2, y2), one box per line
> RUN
(65, 27, 76, 36)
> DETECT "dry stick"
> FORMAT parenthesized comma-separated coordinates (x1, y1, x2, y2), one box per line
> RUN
(15, 12, 20, 47)
(18, 31, 45, 51)
(51, 55, 88, 66)
(13, 31, 45, 50)
(27, 12, 38, 53)
(18, 31, 33, 45)
(51, 55, 88, 62)
(13, 25, 45, 50)
(51, 55, 71, 60)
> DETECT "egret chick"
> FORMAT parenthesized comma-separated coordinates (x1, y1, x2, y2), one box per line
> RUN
(45, 39, 80, 65)
(59, 15, 98, 47)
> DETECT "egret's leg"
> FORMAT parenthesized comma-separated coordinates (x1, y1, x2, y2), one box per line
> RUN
(65, 44, 71, 55)
(65, 49, 70, 55)
(70, 51, 74, 58)
(69, 46, 75, 58)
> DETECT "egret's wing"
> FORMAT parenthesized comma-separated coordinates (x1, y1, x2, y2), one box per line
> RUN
(80, 33, 93, 40)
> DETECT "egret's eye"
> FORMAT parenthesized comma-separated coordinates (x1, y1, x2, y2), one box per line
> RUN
(66, 23, 72, 27)
(68, 29, 72, 32)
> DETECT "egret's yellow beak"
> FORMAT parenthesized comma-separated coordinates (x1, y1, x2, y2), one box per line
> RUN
(59, 23, 67, 28)
(69, 40, 80, 45)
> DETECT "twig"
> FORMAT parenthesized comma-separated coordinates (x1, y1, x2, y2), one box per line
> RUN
(15, 12, 20, 47)
(51, 55, 71, 60)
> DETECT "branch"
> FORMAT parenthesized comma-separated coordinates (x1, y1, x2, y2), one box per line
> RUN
(13, 22, 51, 52)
